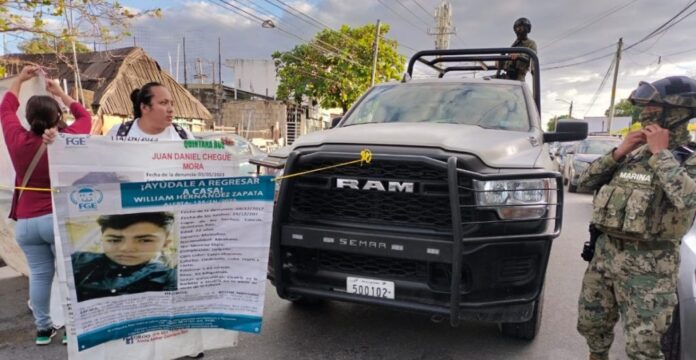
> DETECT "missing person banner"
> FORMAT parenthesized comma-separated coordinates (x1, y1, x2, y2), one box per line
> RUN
(48, 135, 274, 359)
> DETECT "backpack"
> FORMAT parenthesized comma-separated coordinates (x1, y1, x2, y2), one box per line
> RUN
(116, 120, 189, 139)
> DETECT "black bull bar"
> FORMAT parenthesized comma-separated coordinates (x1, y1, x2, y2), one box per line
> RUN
(270, 149, 564, 326)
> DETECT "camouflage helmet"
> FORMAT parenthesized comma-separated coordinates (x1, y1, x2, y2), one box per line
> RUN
(630, 76, 696, 129)
(514, 17, 531, 35)
(628, 76, 696, 108)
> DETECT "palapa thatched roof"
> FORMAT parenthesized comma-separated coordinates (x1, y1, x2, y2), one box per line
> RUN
(1, 47, 211, 121)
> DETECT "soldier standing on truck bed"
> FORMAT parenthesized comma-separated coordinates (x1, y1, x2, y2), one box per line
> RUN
(500, 17, 537, 81)
(576, 76, 696, 360)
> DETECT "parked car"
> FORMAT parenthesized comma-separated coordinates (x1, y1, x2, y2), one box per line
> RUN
(552, 142, 578, 174)
(193, 132, 265, 175)
(662, 220, 696, 360)
(563, 136, 622, 193)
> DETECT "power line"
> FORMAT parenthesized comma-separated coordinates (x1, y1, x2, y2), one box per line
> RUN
(584, 57, 616, 117)
(211, 0, 370, 70)
(411, 0, 433, 17)
(395, 0, 431, 26)
(624, 0, 696, 51)
(244, 0, 368, 66)
(540, 0, 639, 50)
(265, 0, 421, 57)
(542, 43, 617, 67)
(542, 1, 696, 71)
(377, 0, 428, 33)
(542, 49, 616, 71)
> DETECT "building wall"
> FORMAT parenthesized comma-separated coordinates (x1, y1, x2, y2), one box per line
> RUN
(224, 59, 278, 98)
(222, 100, 287, 141)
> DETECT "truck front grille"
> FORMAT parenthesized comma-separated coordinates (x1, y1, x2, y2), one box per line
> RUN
(287, 156, 474, 232)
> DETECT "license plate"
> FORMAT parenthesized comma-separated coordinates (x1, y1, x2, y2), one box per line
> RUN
(346, 277, 394, 299)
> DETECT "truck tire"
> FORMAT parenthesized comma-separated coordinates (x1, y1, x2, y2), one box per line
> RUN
(661, 304, 681, 360)
(499, 290, 544, 341)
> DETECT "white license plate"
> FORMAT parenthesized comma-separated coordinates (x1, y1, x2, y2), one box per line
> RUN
(346, 277, 394, 299)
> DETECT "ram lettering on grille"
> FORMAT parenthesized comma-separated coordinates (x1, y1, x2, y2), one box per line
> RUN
(335, 178, 415, 193)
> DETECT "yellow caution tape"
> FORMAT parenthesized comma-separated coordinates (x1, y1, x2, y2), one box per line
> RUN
(0, 185, 56, 192)
(273, 149, 373, 182)
(0, 149, 374, 188)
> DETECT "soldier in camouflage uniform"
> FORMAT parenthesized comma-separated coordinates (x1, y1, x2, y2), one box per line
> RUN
(576, 76, 696, 360)
(500, 18, 537, 81)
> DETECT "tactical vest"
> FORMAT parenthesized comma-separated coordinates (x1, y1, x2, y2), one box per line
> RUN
(591, 147, 696, 242)
(116, 119, 189, 139)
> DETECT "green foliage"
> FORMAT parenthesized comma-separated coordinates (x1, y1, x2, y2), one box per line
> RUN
(546, 114, 571, 132)
(273, 23, 405, 112)
(605, 98, 640, 123)
(19, 36, 90, 54)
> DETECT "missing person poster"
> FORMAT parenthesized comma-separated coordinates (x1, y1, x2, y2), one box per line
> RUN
(48, 135, 274, 359)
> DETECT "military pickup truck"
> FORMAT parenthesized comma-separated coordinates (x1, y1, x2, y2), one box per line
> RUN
(254, 48, 587, 340)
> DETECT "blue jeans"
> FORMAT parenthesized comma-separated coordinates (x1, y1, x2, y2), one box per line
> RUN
(16, 213, 55, 330)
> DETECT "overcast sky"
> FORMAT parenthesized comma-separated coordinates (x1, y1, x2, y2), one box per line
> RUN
(15, 0, 696, 125)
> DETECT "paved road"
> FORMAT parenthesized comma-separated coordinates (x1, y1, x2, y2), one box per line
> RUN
(0, 190, 629, 359)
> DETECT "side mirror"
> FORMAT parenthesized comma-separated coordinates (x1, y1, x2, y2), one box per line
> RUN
(331, 116, 342, 128)
(543, 121, 588, 143)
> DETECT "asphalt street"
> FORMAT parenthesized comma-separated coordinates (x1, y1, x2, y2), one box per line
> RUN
(0, 189, 629, 360)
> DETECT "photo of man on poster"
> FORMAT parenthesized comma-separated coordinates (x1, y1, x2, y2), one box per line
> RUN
(70, 211, 178, 302)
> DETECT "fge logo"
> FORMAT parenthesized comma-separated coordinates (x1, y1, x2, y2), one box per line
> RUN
(70, 187, 103, 211)
(65, 136, 88, 146)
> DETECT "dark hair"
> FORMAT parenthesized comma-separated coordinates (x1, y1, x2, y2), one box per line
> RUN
(130, 82, 164, 119)
(26, 95, 64, 135)
(97, 212, 175, 233)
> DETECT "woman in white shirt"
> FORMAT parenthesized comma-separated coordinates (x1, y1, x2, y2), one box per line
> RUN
(105, 82, 194, 141)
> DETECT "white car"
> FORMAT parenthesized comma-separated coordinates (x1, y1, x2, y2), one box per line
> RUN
(193, 132, 265, 175)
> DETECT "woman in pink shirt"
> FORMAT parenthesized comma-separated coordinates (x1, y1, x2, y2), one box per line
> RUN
(1, 65, 92, 345)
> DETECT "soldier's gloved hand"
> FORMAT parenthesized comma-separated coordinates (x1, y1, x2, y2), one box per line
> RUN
(642, 124, 669, 154)
(613, 130, 645, 160)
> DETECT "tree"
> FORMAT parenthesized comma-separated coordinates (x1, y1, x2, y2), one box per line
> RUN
(19, 36, 90, 54)
(546, 114, 571, 132)
(0, 1, 160, 42)
(272, 23, 405, 113)
(605, 99, 640, 123)
(0, 1, 159, 78)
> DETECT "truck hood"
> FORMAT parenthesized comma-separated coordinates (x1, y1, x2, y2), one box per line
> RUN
(289, 123, 543, 169)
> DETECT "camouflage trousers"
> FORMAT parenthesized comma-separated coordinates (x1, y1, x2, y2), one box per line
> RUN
(577, 234, 679, 360)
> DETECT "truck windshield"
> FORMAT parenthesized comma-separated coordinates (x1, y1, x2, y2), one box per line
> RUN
(342, 83, 530, 131)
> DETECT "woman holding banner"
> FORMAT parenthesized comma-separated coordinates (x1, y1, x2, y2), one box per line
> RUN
(1, 65, 92, 345)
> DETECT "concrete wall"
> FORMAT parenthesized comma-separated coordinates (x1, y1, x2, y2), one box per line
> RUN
(225, 59, 278, 98)
(222, 100, 287, 140)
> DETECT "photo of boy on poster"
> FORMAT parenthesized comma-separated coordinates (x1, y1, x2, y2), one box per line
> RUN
(71, 211, 178, 302)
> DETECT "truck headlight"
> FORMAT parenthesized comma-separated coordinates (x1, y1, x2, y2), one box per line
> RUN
(474, 178, 555, 219)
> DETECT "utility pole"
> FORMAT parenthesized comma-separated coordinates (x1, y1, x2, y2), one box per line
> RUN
(194, 58, 207, 84)
(217, 37, 223, 128)
(607, 38, 623, 134)
(428, 1, 456, 49)
(183, 37, 188, 88)
(569, 101, 573, 119)
(370, 19, 381, 87)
